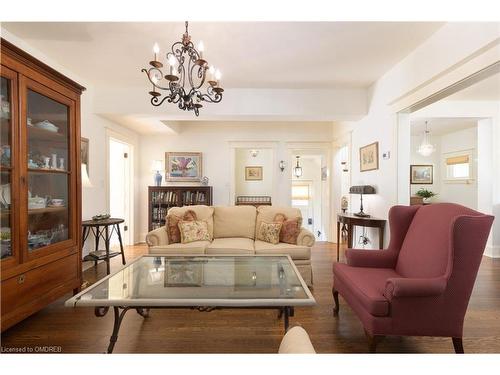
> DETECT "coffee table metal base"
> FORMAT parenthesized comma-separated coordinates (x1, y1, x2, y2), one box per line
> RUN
(95, 305, 294, 353)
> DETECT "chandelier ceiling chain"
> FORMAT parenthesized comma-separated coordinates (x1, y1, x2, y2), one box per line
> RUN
(141, 21, 224, 116)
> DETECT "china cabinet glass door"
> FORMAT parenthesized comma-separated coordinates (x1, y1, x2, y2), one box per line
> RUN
(0, 67, 18, 267)
(22, 78, 75, 259)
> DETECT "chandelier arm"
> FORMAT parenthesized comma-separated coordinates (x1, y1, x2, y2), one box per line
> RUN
(141, 68, 171, 91)
(150, 95, 173, 107)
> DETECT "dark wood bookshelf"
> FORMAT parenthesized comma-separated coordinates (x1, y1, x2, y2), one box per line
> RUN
(148, 186, 213, 231)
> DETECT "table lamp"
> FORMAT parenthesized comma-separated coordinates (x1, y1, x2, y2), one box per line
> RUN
(349, 185, 375, 217)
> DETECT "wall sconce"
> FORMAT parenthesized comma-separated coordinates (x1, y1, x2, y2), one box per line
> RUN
(293, 156, 303, 178)
(279, 160, 286, 172)
(249, 149, 259, 158)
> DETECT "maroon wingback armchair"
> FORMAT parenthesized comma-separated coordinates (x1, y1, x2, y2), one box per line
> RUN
(332, 203, 494, 353)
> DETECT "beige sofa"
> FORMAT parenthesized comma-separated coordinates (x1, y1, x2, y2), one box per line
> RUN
(145, 205, 315, 286)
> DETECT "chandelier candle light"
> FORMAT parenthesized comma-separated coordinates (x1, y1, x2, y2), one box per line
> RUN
(142, 21, 224, 116)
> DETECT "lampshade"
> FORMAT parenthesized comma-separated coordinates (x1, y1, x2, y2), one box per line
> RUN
(349, 185, 375, 195)
(81, 164, 92, 188)
(151, 159, 163, 172)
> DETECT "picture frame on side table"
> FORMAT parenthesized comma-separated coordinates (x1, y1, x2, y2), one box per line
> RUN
(359, 142, 379, 172)
(165, 152, 203, 181)
(245, 166, 263, 181)
(410, 164, 433, 184)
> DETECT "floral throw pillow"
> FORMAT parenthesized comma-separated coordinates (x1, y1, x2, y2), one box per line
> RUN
(258, 222, 282, 245)
(274, 214, 302, 245)
(166, 210, 198, 244)
(178, 220, 211, 244)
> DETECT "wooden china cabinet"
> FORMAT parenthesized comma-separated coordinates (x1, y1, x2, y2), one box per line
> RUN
(1, 39, 85, 331)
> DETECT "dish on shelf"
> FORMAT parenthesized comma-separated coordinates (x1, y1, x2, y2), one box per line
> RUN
(0, 183, 11, 207)
(28, 196, 47, 209)
(34, 120, 59, 133)
(48, 198, 65, 206)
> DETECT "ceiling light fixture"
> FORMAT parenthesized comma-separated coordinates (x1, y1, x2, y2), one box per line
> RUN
(417, 121, 436, 157)
(293, 156, 303, 178)
(141, 21, 224, 116)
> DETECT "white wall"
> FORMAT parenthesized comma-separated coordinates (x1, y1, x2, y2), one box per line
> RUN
(410, 127, 478, 209)
(410, 134, 441, 197)
(235, 148, 273, 197)
(139, 122, 334, 239)
(349, 23, 500, 251)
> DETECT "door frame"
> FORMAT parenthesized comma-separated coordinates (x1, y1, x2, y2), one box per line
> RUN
(105, 128, 134, 245)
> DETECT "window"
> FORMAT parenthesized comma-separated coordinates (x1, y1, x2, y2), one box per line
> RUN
(444, 151, 474, 182)
(291, 184, 310, 206)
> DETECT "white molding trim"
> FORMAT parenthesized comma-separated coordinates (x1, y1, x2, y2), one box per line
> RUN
(390, 39, 500, 113)
(484, 246, 500, 258)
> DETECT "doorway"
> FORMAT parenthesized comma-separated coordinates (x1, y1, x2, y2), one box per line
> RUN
(107, 137, 133, 246)
(290, 153, 326, 241)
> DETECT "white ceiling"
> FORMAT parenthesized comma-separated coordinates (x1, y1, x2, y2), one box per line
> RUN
(447, 72, 500, 101)
(2, 22, 443, 89)
(410, 117, 478, 136)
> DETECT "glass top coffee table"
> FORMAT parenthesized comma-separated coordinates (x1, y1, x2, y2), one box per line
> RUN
(66, 255, 316, 353)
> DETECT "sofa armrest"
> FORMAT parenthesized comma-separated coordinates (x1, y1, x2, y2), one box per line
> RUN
(297, 227, 315, 247)
(278, 326, 316, 354)
(384, 277, 447, 301)
(145, 227, 169, 247)
(346, 249, 398, 268)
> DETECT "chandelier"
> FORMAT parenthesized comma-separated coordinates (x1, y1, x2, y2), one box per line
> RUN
(141, 21, 224, 116)
(417, 121, 436, 157)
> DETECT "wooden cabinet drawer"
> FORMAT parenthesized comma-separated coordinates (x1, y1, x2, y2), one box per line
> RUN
(1, 254, 78, 316)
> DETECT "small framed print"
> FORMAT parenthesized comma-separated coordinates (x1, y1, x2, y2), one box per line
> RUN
(410, 164, 433, 184)
(245, 166, 263, 181)
(359, 142, 379, 172)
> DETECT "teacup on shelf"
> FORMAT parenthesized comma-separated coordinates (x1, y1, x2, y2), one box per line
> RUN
(49, 199, 65, 207)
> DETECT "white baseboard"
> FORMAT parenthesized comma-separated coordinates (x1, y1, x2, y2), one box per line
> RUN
(484, 245, 500, 258)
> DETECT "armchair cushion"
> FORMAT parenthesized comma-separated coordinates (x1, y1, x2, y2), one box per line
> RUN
(346, 249, 398, 268)
(333, 263, 399, 316)
(384, 277, 447, 301)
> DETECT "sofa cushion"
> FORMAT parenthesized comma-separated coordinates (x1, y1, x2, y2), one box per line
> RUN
(213, 206, 257, 239)
(254, 240, 310, 260)
(148, 240, 210, 255)
(206, 237, 255, 255)
(167, 205, 215, 239)
(333, 263, 399, 317)
(274, 214, 301, 244)
(179, 220, 211, 243)
(256, 222, 282, 244)
(255, 206, 302, 239)
(166, 209, 198, 244)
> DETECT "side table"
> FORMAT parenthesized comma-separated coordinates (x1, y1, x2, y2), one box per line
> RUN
(336, 213, 386, 262)
(82, 218, 126, 274)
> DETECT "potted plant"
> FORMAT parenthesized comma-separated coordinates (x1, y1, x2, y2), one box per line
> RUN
(416, 188, 437, 204)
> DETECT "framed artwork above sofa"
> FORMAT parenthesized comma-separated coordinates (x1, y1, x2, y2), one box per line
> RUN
(165, 152, 202, 181)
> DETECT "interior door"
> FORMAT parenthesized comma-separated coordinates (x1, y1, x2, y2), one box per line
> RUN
(0, 65, 20, 271)
(19, 76, 77, 262)
(108, 138, 131, 246)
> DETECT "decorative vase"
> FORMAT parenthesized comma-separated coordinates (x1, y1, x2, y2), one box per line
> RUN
(154, 171, 162, 186)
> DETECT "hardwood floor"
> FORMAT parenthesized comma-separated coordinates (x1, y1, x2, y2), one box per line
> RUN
(2, 242, 500, 353)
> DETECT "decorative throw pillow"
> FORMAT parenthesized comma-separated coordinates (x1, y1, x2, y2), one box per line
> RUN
(178, 220, 211, 244)
(258, 221, 282, 245)
(165, 210, 198, 244)
(274, 213, 302, 245)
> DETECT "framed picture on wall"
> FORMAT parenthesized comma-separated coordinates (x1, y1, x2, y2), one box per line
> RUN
(245, 166, 263, 181)
(165, 152, 202, 181)
(81, 137, 89, 173)
(410, 164, 433, 184)
(359, 142, 379, 172)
